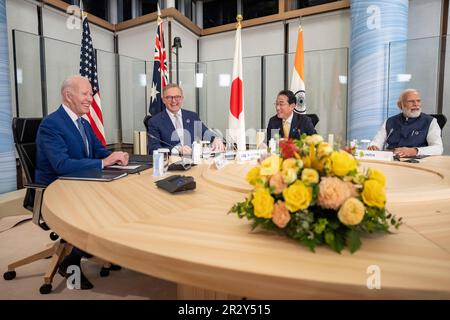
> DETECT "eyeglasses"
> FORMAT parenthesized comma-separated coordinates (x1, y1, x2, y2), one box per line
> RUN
(165, 95, 183, 101)
(274, 102, 289, 107)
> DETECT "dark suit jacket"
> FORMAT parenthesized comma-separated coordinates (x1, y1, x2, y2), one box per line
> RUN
(266, 112, 317, 142)
(35, 105, 111, 185)
(147, 108, 215, 154)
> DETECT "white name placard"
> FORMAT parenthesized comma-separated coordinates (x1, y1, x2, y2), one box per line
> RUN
(236, 149, 267, 161)
(354, 149, 394, 161)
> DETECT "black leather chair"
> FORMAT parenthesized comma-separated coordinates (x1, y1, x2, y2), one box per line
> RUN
(143, 114, 152, 132)
(305, 113, 319, 127)
(3, 118, 72, 294)
(3, 118, 111, 294)
(430, 114, 447, 131)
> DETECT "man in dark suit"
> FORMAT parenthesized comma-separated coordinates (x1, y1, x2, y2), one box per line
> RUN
(266, 90, 317, 142)
(35, 75, 129, 289)
(147, 83, 224, 155)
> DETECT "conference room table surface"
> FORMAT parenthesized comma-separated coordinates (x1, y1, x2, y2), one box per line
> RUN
(42, 156, 450, 299)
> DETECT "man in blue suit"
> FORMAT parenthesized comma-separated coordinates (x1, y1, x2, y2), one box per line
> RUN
(35, 75, 129, 289)
(147, 83, 224, 155)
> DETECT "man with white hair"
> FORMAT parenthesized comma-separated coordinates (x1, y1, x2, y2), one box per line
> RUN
(368, 89, 443, 157)
(35, 75, 129, 289)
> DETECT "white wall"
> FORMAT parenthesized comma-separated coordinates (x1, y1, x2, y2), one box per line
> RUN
(171, 21, 198, 63)
(117, 22, 158, 61)
(409, 0, 441, 39)
(42, 6, 114, 52)
(288, 9, 350, 52)
(200, 21, 285, 61)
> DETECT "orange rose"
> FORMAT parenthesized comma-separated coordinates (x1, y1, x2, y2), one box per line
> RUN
(272, 201, 291, 228)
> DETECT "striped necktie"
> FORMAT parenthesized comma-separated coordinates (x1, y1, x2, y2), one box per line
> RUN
(76, 118, 89, 157)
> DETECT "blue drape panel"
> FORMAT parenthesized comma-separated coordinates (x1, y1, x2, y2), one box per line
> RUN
(349, 0, 408, 140)
(0, 0, 16, 194)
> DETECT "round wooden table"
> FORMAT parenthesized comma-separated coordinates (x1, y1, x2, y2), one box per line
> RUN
(42, 157, 450, 299)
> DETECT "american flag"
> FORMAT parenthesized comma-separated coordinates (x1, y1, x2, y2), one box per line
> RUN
(79, 12, 106, 145)
(148, 8, 168, 116)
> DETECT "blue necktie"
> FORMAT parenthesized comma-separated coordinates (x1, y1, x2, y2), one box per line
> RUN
(76, 118, 89, 157)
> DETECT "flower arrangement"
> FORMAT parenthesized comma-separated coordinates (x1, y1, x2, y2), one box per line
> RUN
(229, 134, 402, 253)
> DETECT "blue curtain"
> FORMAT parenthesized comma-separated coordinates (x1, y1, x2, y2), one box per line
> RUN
(349, 0, 408, 141)
(0, 0, 16, 194)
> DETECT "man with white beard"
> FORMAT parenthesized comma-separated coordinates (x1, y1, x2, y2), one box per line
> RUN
(368, 89, 443, 157)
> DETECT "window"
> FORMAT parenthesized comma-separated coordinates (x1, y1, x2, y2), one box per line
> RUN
(203, 0, 237, 28)
(242, 0, 277, 20)
(293, 0, 339, 10)
(142, 0, 158, 15)
(82, 0, 108, 20)
(119, 0, 132, 22)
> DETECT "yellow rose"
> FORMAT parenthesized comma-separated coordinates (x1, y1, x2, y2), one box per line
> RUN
(304, 134, 324, 145)
(246, 166, 261, 186)
(317, 142, 333, 159)
(282, 168, 298, 184)
(282, 180, 312, 212)
(301, 168, 319, 185)
(282, 158, 299, 172)
(361, 180, 386, 208)
(260, 155, 281, 176)
(338, 198, 365, 226)
(329, 150, 357, 177)
(251, 188, 274, 218)
(367, 168, 386, 187)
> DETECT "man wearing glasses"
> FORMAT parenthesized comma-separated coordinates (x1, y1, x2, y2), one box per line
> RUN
(266, 89, 317, 142)
(368, 89, 443, 157)
(147, 83, 224, 155)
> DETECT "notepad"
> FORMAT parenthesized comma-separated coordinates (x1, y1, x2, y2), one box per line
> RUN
(59, 169, 128, 182)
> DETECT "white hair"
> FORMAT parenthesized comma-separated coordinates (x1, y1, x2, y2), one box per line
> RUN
(60, 75, 89, 98)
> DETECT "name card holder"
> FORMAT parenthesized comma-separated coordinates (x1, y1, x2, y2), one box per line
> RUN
(355, 149, 394, 161)
(236, 149, 267, 162)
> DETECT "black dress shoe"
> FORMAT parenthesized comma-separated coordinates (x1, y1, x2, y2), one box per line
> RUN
(109, 264, 122, 271)
(58, 258, 94, 290)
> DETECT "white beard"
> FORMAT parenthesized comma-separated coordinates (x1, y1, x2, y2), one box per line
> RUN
(402, 107, 421, 119)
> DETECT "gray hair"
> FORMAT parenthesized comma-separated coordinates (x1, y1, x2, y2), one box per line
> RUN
(397, 88, 419, 107)
(163, 83, 184, 96)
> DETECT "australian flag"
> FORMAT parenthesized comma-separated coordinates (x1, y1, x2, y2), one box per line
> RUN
(148, 12, 168, 116)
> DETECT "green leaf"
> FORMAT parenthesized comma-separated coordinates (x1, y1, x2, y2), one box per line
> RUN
(346, 229, 362, 253)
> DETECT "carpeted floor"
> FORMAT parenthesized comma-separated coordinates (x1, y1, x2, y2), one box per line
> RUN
(0, 219, 177, 299)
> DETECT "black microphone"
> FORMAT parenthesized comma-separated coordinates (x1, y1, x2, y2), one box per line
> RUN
(147, 132, 190, 157)
(383, 128, 394, 151)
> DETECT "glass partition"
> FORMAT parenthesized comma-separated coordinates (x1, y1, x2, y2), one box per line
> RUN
(120, 56, 146, 144)
(442, 36, 450, 155)
(388, 37, 440, 116)
(13, 30, 42, 117)
(202, 56, 262, 145)
(288, 47, 348, 140)
(389, 35, 448, 155)
(96, 50, 120, 144)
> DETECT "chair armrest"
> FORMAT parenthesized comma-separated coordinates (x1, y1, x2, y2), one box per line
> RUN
(25, 183, 47, 190)
(26, 185, 48, 230)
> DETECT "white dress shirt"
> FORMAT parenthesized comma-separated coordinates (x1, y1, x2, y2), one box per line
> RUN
(370, 117, 443, 156)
